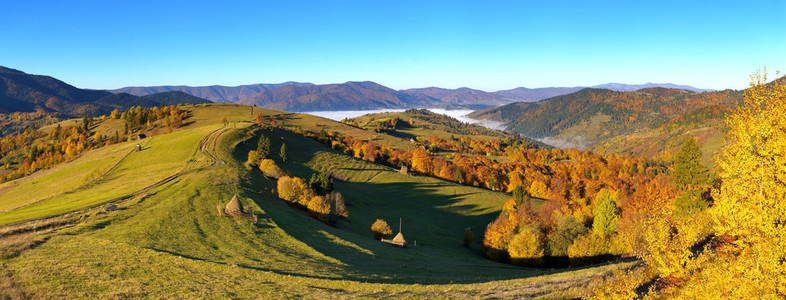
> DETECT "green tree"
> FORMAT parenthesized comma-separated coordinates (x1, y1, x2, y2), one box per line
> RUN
(512, 185, 529, 208)
(592, 189, 619, 236)
(257, 134, 271, 159)
(547, 214, 589, 256)
(280, 142, 288, 162)
(673, 137, 709, 190)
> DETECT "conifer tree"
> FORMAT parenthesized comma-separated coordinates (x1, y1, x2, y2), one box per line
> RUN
(257, 134, 271, 159)
(280, 142, 288, 162)
(673, 137, 708, 189)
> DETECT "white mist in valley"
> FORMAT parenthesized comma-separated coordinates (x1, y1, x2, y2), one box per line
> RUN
(301, 108, 507, 131)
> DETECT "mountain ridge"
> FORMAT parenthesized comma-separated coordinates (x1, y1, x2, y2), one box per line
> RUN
(0, 66, 211, 117)
(110, 80, 715, 110)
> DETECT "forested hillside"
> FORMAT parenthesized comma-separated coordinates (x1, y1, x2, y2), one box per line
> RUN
(471, 87, 744, 149)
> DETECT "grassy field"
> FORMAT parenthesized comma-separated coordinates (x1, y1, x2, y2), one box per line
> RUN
(0, 104, 634, 298)
(0, 124, 220, 225)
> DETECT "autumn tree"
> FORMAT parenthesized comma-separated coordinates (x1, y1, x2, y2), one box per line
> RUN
(277, 176, 311, 206)
(259, 159, 285, 179)
(307, 195, 331, 218)
(371, 219, 392, 240)
(411, 147, 433, 174)
(705, 72, 786, 297)
(327, 191, 348, 219)
(507, 224, 545, 266)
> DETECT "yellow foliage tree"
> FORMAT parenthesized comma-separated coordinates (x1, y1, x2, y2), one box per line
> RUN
(528, 180, 549, 199)
(411, 147, 433, 174)
(706, 72, 786, 296)
(507, 225, 545, 266)
(277, 176, 311, 206)
(259, 159, 285, 179)
(371, 219, 392, 240)
(307, 195, 331, 217)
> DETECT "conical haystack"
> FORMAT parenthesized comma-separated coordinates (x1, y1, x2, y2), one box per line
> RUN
(225, 194, 244, 217)
(391, 232, 406, 246)
(382, 232, 407, 247)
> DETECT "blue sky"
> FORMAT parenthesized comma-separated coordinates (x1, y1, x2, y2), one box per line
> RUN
(1, 0, 784, 91)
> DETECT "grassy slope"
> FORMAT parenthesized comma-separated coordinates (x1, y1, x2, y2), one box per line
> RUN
(0, 104, 633, 298)
(0, 124, 219, 225)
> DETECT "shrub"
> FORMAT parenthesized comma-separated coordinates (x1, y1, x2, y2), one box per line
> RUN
(371, 219, 392, 240)
(462, 227, 474, 248)
(307, 195, 331, 218)
(277, 176, 311, 206)
(259, 159, 285, 179)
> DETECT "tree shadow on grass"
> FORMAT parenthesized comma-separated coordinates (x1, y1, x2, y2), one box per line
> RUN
(229, 124, 633, 285)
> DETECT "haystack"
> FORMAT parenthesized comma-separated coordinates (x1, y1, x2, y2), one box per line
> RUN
(224, 194, 245, 217)
(382, 232, 407, 247)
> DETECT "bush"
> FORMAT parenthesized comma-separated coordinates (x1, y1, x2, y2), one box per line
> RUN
(247, 150, 260, 166)
(259, 159, 285, 179)
(462, 227, 474, 248)
(371, 219, 392, 240)
(277, 176, 311, 206)
(507, 224, 545, 266)
(307, 195, 331, 218)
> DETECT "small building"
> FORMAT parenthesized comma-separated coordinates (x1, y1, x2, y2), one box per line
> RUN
(136, 134, 147, 140)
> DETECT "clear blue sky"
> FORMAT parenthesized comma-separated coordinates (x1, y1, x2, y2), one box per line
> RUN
(1, 0, 784, 91)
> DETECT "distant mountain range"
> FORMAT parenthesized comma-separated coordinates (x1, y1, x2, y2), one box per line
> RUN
(110, 82, 714, 111)
(110, 82, 314, 103)
(2, 64, 721, 118)
(0, 66, 210, 117)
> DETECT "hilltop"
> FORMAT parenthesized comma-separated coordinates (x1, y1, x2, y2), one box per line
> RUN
(0, 66, 211, 117)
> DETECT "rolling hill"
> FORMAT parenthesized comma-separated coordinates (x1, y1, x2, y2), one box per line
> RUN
(470, 87, 744, 149)
(0, 103, 633, 298)
(0, 66, 212, 117)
